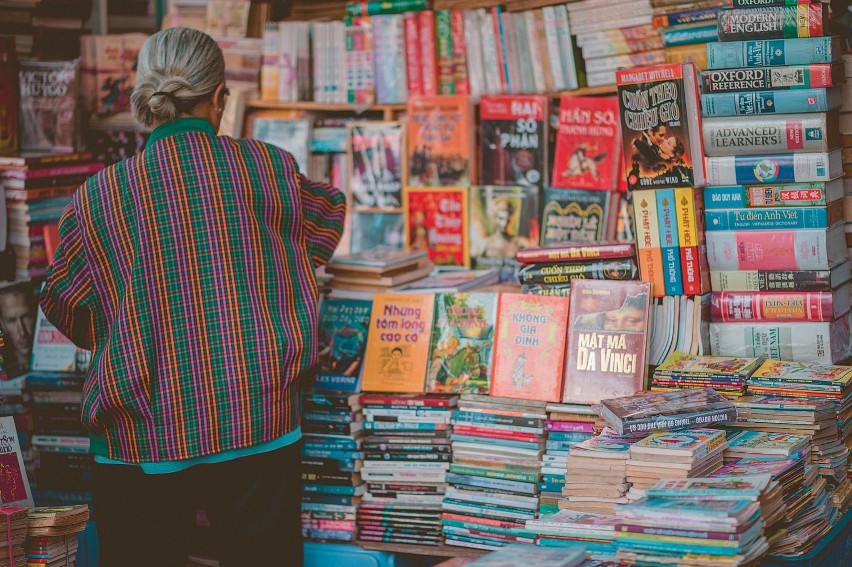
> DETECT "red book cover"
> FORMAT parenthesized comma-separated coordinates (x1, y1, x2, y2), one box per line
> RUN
(516, 241, 636, 265)
(479, 95, 548, 189)
(43, 224, 60, 265)
(563, 280, 652, 405)
(710, 289, 847, 322)
(0, 37, 18, 155)
(490, 293, 570, 402)
(551, 96, 621, 191)
(450, 10, 469, 95)
(404, 187, 469, 267)
(7, 162, 104, 180)
(452, 425, 540, 443)
(403, 12, 423, 96)
(418, 11, 439, 96)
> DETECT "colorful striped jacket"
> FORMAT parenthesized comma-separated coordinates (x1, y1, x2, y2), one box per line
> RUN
(40, 117, 346, 463)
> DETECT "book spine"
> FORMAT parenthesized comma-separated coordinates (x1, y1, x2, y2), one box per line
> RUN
(346, 0, 429, 17)
(705, 204, 838, 231)
(704, 181, 839, 208)
(361, 395, 453, 407)
(621, 408, 737, 434)
(516, 243, 636, 264)
(701, 89, 836, 116)
(19, 163, 104, 180)
(575, 24, 658, 47)
(700, 63, 842, 93)
(656, 189, 684, 296)
(616, 523, 745, 542)
(663, 24, 719, 47)
(525, 11, 545, 93)
(710, 269, 836, 292)
(261, 23, 280, 101)
(418, 11, 439, 96)
(704, 226, 842, 271)
(403, 12, 423, 96)
(553, 5, 578, 91)
(703, 114, 834, 156)
(717, 5, 826, 42)
(706, 37, 836, 69)
(707, 152, 838, 185)
(517, 258, 639, 285)
(450, 10, 469, 95)
(435, 10, 455, 95)
(654, 6, 724, 29)
(711, 290, 836, 322)
(454, 411, 544, 428)
(674, 188, 702, 296)
(633, 190, 666, 298)
(542, 7, 565, 90)
(584, 50, 667, 75)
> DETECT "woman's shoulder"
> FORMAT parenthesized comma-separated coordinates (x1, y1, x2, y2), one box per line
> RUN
(216, 135, 300, 171)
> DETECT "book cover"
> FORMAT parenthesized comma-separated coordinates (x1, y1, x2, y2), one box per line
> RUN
(706, 151, 842, 186)
(598, 387, 737, 435)
(362, 293, 436, 393)
(703, 114, 838, 156)
(19, 60, 80, 153)
(350, 211, 405, 254)
(541, 187, 611, 244)
(80, 33, 146, 116)
(654, 351, 763, 378)
(0, 37, 18, 154)
(711, 456, 799, 478)
(30, 308, 77, 372)
(646, 475, 771, 499)
(703, 179, 844, 209)
(315, 298, 372, 393)
(563, 280, 652, 405)
(0, 416, 33, 507)
(706, 37, 838, 69)
(490, 293, 570, 403)
(252, 117, 310, 174)
(631, 428, 726, 457)
(708, 318, 851, 364)
(701, 88, 840, 117)
(700, 62, 843, 93)
(479, 95, 548, 190)
(551, 96, 621, 191)
(469, 185, 539, 281)
(404, 187, 468, 267)
(726, 430, 808, 455)
(407, 95, 472, 187)
(617, 63, 704, 190)
(425, 292, 498, 395)
(705, 203, 843, 231)
(348, 121, 404, 209)
(717, 4, 827, 42)
(750, 359, 852, 384)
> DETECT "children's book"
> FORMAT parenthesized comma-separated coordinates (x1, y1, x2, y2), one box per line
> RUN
(630, 429, 726, 458)
(726, 431, 810, 456)
(646, 475, 772, 500)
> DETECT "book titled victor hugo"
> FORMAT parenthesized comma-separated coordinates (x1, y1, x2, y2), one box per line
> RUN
(19, 60, 80, 152)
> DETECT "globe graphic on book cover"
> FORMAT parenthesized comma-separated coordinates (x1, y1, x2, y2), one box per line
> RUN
(754, 159, 779, 182)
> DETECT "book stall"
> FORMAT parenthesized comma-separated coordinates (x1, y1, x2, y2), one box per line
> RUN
(1, 0, 852, 566)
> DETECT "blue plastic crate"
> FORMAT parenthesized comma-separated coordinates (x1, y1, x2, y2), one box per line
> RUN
(305, 542, 405, 567)
(762, 510, 852, 567)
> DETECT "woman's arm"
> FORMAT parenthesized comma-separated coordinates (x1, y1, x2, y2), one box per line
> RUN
(299, 173, 346, 268)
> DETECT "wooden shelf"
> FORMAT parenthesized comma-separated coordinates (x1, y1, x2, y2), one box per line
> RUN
(246, 99, 406, 113)
(357, 541, 489, 559)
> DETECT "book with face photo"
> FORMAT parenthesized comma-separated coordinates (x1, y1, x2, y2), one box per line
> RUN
(348, 121, 404, 209)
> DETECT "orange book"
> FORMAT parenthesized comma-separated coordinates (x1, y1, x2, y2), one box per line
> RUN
(490, 293, 570, 402)
(361, 293, 436, 393)
(406, 95, 473, 187)
(404, 186, 469, 267)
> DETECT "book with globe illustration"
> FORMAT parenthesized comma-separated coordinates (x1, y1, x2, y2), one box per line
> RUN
(425, 292, 498, 395)
(630, 428, 727, 459)
(489, 293, 570, 402)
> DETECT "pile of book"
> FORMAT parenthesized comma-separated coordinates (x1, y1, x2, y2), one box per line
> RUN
(0, 152, 104, 279)
(324, 249, 432, 299)
(650, 350, 763, 398)
(463, 543, 587, 567)
(655, 0, 723, 70)
(516, 241, 638, 297)
(0, 507, 27, 567)
(441, 394, 545, 550)
(525, 509, 618, 554)
(357, 393, 456, 546)
(843, 53, 852, 265)
(700, 8, 851, 364)
(25, 505, 89, 566)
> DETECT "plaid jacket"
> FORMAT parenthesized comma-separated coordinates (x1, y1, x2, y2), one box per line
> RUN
(40, 118, 346, 463)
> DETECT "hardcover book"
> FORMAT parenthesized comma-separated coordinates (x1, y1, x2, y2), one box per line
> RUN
(701, 88, 841, 117)
(541, 187, 613, 244)
(706, 37, 839, 69)
(479, 95, 548, 189)
(404, 187, 468, 267)
(551, 95, 621, 191)
(700, 62, 844, 93)
(425, 292, 497, 395)
(407, 95, 473, 187)
(563, 280, 652, 405)
(703, 114, 839, 156)
(348, 121, 405, 209)
(490, 293, 570, 403)
(706, 150, 842, 185)
(315, 298, 373, 392)
(717, 5, 828, 42)
(19, 60, 80, 153)
(598, 387, 737, 435)
(704, 202, 844, 231)
(709, 261, 852, 292)
(703, 179, 844, 209)
(361, 293, 436, 393)
(617, 63, 705, 190)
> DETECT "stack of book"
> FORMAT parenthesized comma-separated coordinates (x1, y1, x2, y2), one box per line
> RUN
(650, 350, 763, 398)
(700, 10, 850, 364)
(655, 0, 725, 70)
(843, 53, 852, 263)
(25, 505, 90, 566)
(516, 241, 638, 297)
(724, 431, 812, 464)
(747, 359, 852, 481)
(560, 428, 647, 515)
(357, 393, 456, 546)
(538, 403, 599, 515)
(463, 544, 587, 567)
(0, 152, 104, 279)
(324, 249, 432, 299)
(625, 428, 729, 494)
(526, 509, 619, 555)
(442, 394, 546, 550)
(0, 507, 27, 567)
(0, 376, 33, 478)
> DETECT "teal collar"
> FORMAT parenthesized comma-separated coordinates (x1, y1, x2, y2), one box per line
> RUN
(147, 117, 217, 146)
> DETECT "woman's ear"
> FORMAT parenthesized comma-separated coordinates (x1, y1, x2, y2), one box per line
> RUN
(209, 82, 228, 130)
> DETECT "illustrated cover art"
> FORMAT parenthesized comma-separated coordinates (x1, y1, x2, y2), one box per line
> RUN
(349, 211, 404, 254)
(751, 359, 852, 385)
(647, 475, 771, 498)
(712, 456, 800, 479)
(551, 95, 621, 191)
(361, 293, 435, 393)
(404, 187, 468, 267)
(479, 95, 548, 189)
(727, 431, 808, 454)
(631, 428, 726, 455)
(81, 33, 146, 116)
(425, 292, 497, 395)
(19, 60, 80, 153)
(469, 185, 540, 281)
(563, 280, 652, 405)
(30, 308, 77, 373)
(616, 63, 700, 191)
(315, 298, 372, 392)
(252, 117, 310, 173)
(541, 187, 611, 245)
(407, 95, 472, 187)
(0, 416, 33, 507)
(490, 293, 570, 403)
(655, 351, 764, 378)
(348, 121, 404, 209)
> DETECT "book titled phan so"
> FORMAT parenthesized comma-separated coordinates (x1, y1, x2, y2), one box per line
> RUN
(563, 280, 652, 405)
(479, 95, 548, 190)
(616, 63, 705, 191)
(551, 95, 621, 191)
(490, 293, 570, 403)
(469, 185, 540, 281)
(314, 298, 372, 393)
(362, 293, 435, 393)
(425, 292, 497, 395)
(407, 95, 472, 187)
(404, 187, 468, 267)
(348, 121, 405, 209)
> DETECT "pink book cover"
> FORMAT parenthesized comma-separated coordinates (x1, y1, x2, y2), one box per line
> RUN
(403, 13, 423, 96)
(563, 280, 652, 405)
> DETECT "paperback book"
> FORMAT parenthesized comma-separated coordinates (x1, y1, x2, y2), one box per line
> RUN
(348, 121, 405, 209)
(407, 95, 472, 187)
(404, 187, 468, 267)
(19, 60, 80, 153)
(540, 187, 615, 244)
(315, 298, 372, 392)
(479, 95, 548, 189)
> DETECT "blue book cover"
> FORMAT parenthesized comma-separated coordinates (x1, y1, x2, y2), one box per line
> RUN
(302, 484, 364, 496)
(701, 88, 839, 116)
(547, 431, 593, 442)
(706, 151, 840, 185)
(300, 448, 364, 460)
(707, 37, 837, 69)
(451, 434, 542, 451)
(656, 189, 684, 295)
(302, 437, 360, 451)
(705, 206, 835, 231)
(313, 298, 372, 393)
(664, 24, 718, 47)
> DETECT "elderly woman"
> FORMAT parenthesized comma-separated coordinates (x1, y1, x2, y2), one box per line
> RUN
(40, 27, 345, 566)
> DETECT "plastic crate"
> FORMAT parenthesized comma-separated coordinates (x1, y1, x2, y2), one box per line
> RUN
(304, 542, 406, 567)
(762, 510, 852, 567)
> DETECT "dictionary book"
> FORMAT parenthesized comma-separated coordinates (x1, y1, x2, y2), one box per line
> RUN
(703, 113, 840, 156)
(701, 63, 844, 93)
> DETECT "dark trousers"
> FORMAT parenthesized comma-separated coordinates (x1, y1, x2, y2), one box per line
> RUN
(92, 442, 303, 567)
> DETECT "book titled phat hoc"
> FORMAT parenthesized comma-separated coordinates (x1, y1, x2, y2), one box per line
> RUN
(616, 63, 705, 191)
(598, 387, 738, 435)
(479, 95, 548, 190)
(563, 280, 652, 405)
(551, 96, 621, 191)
